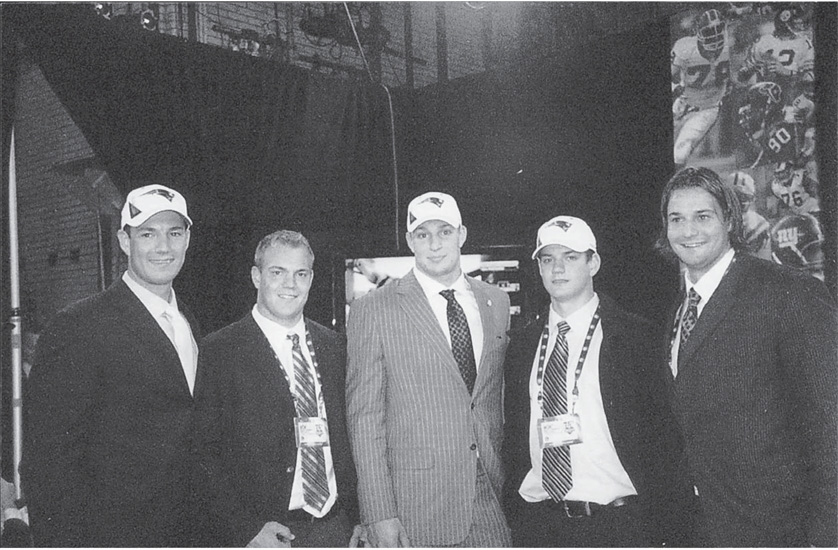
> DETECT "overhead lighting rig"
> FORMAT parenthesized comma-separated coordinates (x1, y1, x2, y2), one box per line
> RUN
(299, 2, 389, 54)
(212, 24, 287, 59)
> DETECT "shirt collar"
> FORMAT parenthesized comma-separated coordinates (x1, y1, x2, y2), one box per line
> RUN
(251, 304, 306, 340)
(122, 271, 178, 316)
(684, 248, 735, 302)
(549, 293, 600, 333)
(412, 266, 470, 296)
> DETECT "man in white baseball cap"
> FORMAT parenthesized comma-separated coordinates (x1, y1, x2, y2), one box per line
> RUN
(346, 191, 512, 547)
(120, 183, 193, 229)
(501, 214, 692, 547)
(24, 183, 202, 546)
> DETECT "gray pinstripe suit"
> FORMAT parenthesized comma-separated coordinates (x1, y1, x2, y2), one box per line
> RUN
(346, 269, 510, 546)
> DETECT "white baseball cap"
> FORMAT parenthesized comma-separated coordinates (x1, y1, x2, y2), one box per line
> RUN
(120, 184, 192, 229)
(532, 215, 597, 259)
(406, 192, 462, 232)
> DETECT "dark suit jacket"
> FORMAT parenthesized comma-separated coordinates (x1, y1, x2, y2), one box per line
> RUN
(194, 313, 358, 547)
(503, 293, 692, 545)
(21, 279, 201, 547)
(671, 253, 837, 547)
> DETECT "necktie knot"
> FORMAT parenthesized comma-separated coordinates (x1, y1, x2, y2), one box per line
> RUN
(688, 288, 701, 308)
(440, 289, 456, 302)
(556, 321, 570, 338)
(288, 333, 300, 347)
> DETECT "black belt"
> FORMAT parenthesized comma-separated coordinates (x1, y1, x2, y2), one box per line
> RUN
(540, 495, 637, 518)
(285, 503, 341, 524)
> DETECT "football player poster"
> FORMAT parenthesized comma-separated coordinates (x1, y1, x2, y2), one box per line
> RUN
(670, 3, 822, 280)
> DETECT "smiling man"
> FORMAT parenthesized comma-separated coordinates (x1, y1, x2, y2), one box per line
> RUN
(657, 166, 837, 547)
(502, 216, 692, 547)
(194, 230, 362, 547)
(22, 184, 202, 546)
(346, 192, 511, 547)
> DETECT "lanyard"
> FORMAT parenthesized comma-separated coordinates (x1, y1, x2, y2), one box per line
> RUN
(535, 305, 601, 414)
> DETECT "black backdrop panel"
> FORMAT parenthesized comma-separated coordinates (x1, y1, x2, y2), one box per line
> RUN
(6, 5, 679, 330)
(393, 19, 679, 324)
(5, 4, 395, 332)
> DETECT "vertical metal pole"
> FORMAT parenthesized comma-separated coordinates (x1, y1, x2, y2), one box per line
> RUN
(8, 127, 24, 501)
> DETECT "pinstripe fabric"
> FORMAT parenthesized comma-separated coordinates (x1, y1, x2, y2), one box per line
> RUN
(346, 269, 511, 546)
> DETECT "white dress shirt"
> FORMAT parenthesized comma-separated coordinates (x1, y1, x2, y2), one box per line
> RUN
(519, 293, 637, 504)
(251, 307, 337, 517)
(670, 247, 735, 377)
(122, 272, 197, 394)
(413, 267, 484, 370)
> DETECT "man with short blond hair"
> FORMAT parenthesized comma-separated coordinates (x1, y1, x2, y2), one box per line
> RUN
(195, 229, 362, 547)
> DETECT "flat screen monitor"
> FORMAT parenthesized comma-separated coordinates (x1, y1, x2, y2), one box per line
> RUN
(342, 252, 524, 328)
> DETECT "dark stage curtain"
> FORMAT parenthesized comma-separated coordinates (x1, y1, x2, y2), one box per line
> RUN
(3, 4, 395, 332)
(392, 19, 679, 324)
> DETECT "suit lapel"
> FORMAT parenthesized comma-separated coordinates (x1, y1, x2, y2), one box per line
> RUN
(597, 296, 624, 413)
(516, 313, 546, 386)
(472, 279, 495, 370)
(240, 314, 293, 397)
(106, 280, 193, 396)
(678, 255, 746, 370)
(396, 270, 462, 379)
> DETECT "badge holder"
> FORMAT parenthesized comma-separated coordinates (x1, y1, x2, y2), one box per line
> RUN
(538, 414, 583, 449)
(294, 417, 330, 448)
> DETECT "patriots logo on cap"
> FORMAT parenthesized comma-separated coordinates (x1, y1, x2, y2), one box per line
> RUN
(129, 203, 142, 218)
(548, 219, 572, 231)
(409, 213, 417, 225)
(419, 197, 444, 208)
(142, 188, 175, 201)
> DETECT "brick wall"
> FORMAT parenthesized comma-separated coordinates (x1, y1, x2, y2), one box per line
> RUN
(14, 54, 123, 324)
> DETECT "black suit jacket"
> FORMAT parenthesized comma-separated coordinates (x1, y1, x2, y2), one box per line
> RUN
(22, 279, 201, 547)
(670, 253, 837, 547)
(503, 293, 692, 545)
(194, 313, 358, 546)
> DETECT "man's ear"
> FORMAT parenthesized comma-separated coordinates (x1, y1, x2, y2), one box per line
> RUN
(251, 265, 261, 290)
(406, 231, 415, 254)
(117, 229, 130, 256)
(588, 252, 601, 278)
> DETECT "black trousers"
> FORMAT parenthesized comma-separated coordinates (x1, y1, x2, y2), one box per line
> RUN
(283, 508, 353, 548)
(507, 496, 654, 548)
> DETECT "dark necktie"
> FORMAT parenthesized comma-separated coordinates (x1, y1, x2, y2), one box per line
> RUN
(679, 288, 701, 359)
(440, 289, 477, 394)
(542, 321, 572, 501)
(288, 333, 329, 512)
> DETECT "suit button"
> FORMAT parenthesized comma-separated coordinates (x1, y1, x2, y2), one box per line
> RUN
(286, 466, 294, 473)
(470, 403, 475, 410)
(470, 443, 477, 451)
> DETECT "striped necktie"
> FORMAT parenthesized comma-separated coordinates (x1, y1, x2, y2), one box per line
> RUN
(541, 321, 572, 501)
(288, 333, 329, 512)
